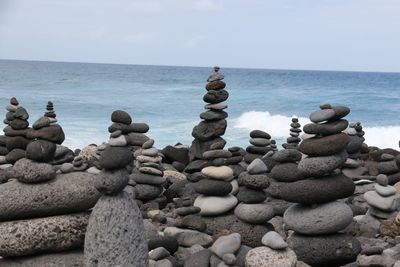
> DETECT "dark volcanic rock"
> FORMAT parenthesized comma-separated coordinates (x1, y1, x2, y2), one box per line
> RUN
(134, 184, 163, 200)
(184, 249, 212, 267)
(6, 136, 30, 151)
(249, 130, 271, 139)
(26, 124, 65, 144)
(192, 119, 227, 141)
(13, 158, 56, 183)
(99, 146, 133, 170)
(148, 236, 179, 255)
(269, 162, 304, 182)
(303, 119, 349, 135)
(279, 174, 355, 204)
(193, 179, 232, 196)
(206, 80, 226, 90)
(5, 148, 26, 164)
(111, 110, 132, 125)
(246, 145, 273, 155)
(203, 89, 229, 104)
(200, 110, 228, 121)
(272, 149, 302, 163)
(126, 132, 150, 146)
(236, 187, 266, 203)
(189, 137, 226, 160)
(131, 123, 149, 133)
(287, 233, 361, 267)
(238, 172, 270, 189)
(26, 140, 56, 163)
(0, 250, 83, 266)
(161, 145, 189, 165)
(95, 169, 129, 195)
(299, 133, 349, 157)
(9, 118, 29, 130)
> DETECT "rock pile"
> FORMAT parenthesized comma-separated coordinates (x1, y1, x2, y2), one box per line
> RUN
(283, 104, 361, 266)
(282, 117, 301, 149)
(131, 139, 166, 204)
(378, 153, 400, 185)
(235, 159, 274, 225)
(364, 174, 400, 219)
(84, 110, 148, 266)
(346, 122, 366, 160)
(190, 66, 228, 160)
(2, 97, 30, 165)
(244, 130, 273, 164)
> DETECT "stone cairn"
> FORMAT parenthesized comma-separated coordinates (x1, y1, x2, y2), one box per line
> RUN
(244, 130, 273, 164)
(282, 104, 361, 266)
(131, 139, 166, 205)
(346, 122, 366, 160)
(2, 97, 30, 165)
(282, 117, 301, 149)
(189, 66, 228, 160)
(378, 153, 400, 185)
(84, 110, 148, 266)
(364, 174, 400, 219)
(235, 158, 274, 225)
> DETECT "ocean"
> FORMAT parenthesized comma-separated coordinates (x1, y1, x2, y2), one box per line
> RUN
(0, 59, 399, 150)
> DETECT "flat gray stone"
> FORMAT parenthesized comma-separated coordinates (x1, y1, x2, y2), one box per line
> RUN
(247, 158, 267, 174)
(210, 233, 241, 258)
(234, 203, 274, 224)
(298, 150, 347, 177)
(309, 108, 335, 123)
(12, 158, 56, 183)
(261, 231, 288, 250)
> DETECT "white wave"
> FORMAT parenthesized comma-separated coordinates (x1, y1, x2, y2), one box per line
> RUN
(233, 111, 310, 138)
(233, 111, 400, 149)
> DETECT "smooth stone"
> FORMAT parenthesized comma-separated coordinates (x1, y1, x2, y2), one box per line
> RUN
(230, 179, 239, 194)
(0, 213, 88, 257)
(131, 170, 166, 185)
(272, 149, 302, 163)
(192, 120, 227, 141)
(245, 246, 297, 267)
(5, 148, 25, 164)
(143, 139, 155, 149)
(6, 104, 18, 112)
(9, 118, 28, 130)
(183, 249, 212, 267)
(189, 137, 226, 160)
(298, 150, 347, 177)
(222, 253, 236, 265)
(194, 194, 238, 216)
(26, 140, 57, 162)
(246, 145, 273, 155)
(204, 103, 228, 110)
(181, 215, 207, 232)
(236, 187, 266, 204)
(331, 105, 351, 120)
(6, 136, 30, 151)
(126, 132, 150, 146)
(210, 233, 241, 258)
(261, 231, 288, 250)
(140, 166, 163, 176)
(193, 179, 232, 196)
(237, 172, 269, 189)
(148, 236, 179, 255)
(234, 203, 274, 224)
(26, 124, 65, 144)
(108, 135, 127, 147)
(381, 153, 395, 161)
(206, 80, 226, 90)
(247, 158, 267, 174)
(0, 250, 83, 266)
(347, 135, 364, 154)
(84, 192, 148, 266)
(279, 174, 355, 204)
(287, 233, 361, 267)
(203, 89, 229, 104)
(200, 110, 228, 121)
(176, 206, 201, 216)
(32, 116, 51, 130)
(137, 155, 162, 164)
(201, 166, 233, 181)
(250, 130, 271, 139)
(142, 148, 159, 157)
(283, 201, 354, 235)
(269, 162, 304, 182)
(377, 174, 389, 186)
(299, 133, 349, 156)
(364, 191, 400, 211)
(110, 129, 122, 138)
(60, 162, 74, 173)
(149, 247, 170, 261)
(0, 172, 100, 221)
(95, 169, 129, 195)
(111, 110, 132, 124)
(309, 108, 335, 123)
(164, 227, 213, 247)
(86, 166, 101, 174)
(375, 184, 397, 197)
(379, 160, 399, 174)
(203, 149, 232, 159)
(99, 146, 133, 170)
(249, 138, 270, 146)
(134, 184, 163, 200)
(131, 122, 149, 133)
(12, 158, 56, 183)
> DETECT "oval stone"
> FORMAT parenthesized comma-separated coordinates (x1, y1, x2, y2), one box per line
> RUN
(284, 201, 354, 235)
(193, 179, 232, 196)
(234, 203, 274, 224)
(303, 120, 349, 135)
(309, 109, 335, 123)
(269, 162, 304, 182)
(299, 133, 349, 156)
(201, 166, 234, 181)
(194, 194, 238, 216)
(298, 150, 347, 177)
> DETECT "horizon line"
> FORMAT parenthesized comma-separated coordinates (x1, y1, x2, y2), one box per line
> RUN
(1, 57, 400, 75)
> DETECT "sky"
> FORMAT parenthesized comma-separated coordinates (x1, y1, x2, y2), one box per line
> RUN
(0, 0, 400, 72)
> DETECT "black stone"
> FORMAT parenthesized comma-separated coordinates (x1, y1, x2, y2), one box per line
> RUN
(200, 110, 228, 121)
(26, 140, 57, 163)
(246, 145, 273, 155)
(192, 120, 227, 141)
(269, 162, 304, 182)
(193, 179, 232, 196)
(303, 119, 349, 135)
(161, 145, 190, 165)
(249, 130, 271, 139)
(148, 236, 179, 255)
(99, 146, 133, 170)
(111, 110, 132, 125)
(236, 187, 266, 203)
(203, 90, 229, 104)
(206, 80, 226, 90)
(5, 148, 26, 164)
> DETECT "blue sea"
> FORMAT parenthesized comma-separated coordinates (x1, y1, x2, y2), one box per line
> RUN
(0, 59, 399, 149)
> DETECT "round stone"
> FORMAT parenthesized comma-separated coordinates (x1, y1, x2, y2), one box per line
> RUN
(206, 80, 226, 90)
(210, 233, 241, 258)
(234, 203, 274, 224)
(261, 231, 288, 250)
(269, 162, 304, 182)
(13, 158, 56, 183)
(245, 246, 297, 267)
(14, 107, 29, 120)
(272, 149, 302, 163)
(111, 110, 132, 125)
(249, 138, 270, 146)
(200, 110, 228, 121)
(193, 179, 233, 196)
(204, 103, 228, 110)
(298, 150, 347, 177)
(377, 174, 389, 186)
(194, 194, 238, 216)
(332, 106, 351, 120)
(32, 116, 51, 130)
(148, 236, 179, 255)
(236, 187, 266, 204)
(203, 89, 229, 104)
(201, 166, 234, 181)
(139, 167, 163, 176)
(203, 149, 232, 159)
(287, 233, 360, 267)
(9, 118, 28, 130)
(192, 120, 227, 141)
(246, 145, 273, 155)
(142, 139, 155, 149)
(299, 133, 349, 156)
(309, 109, 335, 123)
(250, 130, 271, 139)
(26, 140, 57, 163)
(283, 201, 354, 235)
(95, 169, 129, 195)
(279, 174, 355, 204)
(247, 158, 268, 174)
(237, 172, 269, 189)
(363, 191, 399, 211)
(108, 135, 127, 147)
(99, 146, 133, 170)
(375, 184, 396, 197)
(134, 184, 163, 200)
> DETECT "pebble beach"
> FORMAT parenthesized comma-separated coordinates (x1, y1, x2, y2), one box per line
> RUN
(1, 66, 400, 267)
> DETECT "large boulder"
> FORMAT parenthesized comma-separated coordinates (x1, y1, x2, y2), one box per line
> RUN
(0, 172, 100, 221)
(84, 192, 148, 266)
(192, 120, 227, 141)
(26, 140, 56, 162)
(26, 124, 65, 144)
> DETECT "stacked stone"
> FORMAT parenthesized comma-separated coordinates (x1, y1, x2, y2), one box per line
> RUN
(364, 174, 400, 219)
(193, 149, 238, 216)
(235, 158, 274, 225)
(84, 110, 148, 266)
(244, 130, 274, 164)
(282, 117, 302, 149)
(131, 139, 166, 203)
(190, 66, 228, 160)
(282, 104, 361, 267)
(226, 146, 246, 178)
(378, 153, 400, 185)
(2, 97, 31, 165)
(346, 122, 366, 160)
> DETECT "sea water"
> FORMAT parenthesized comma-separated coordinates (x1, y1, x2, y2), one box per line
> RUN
(0, 59, 399, 149)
